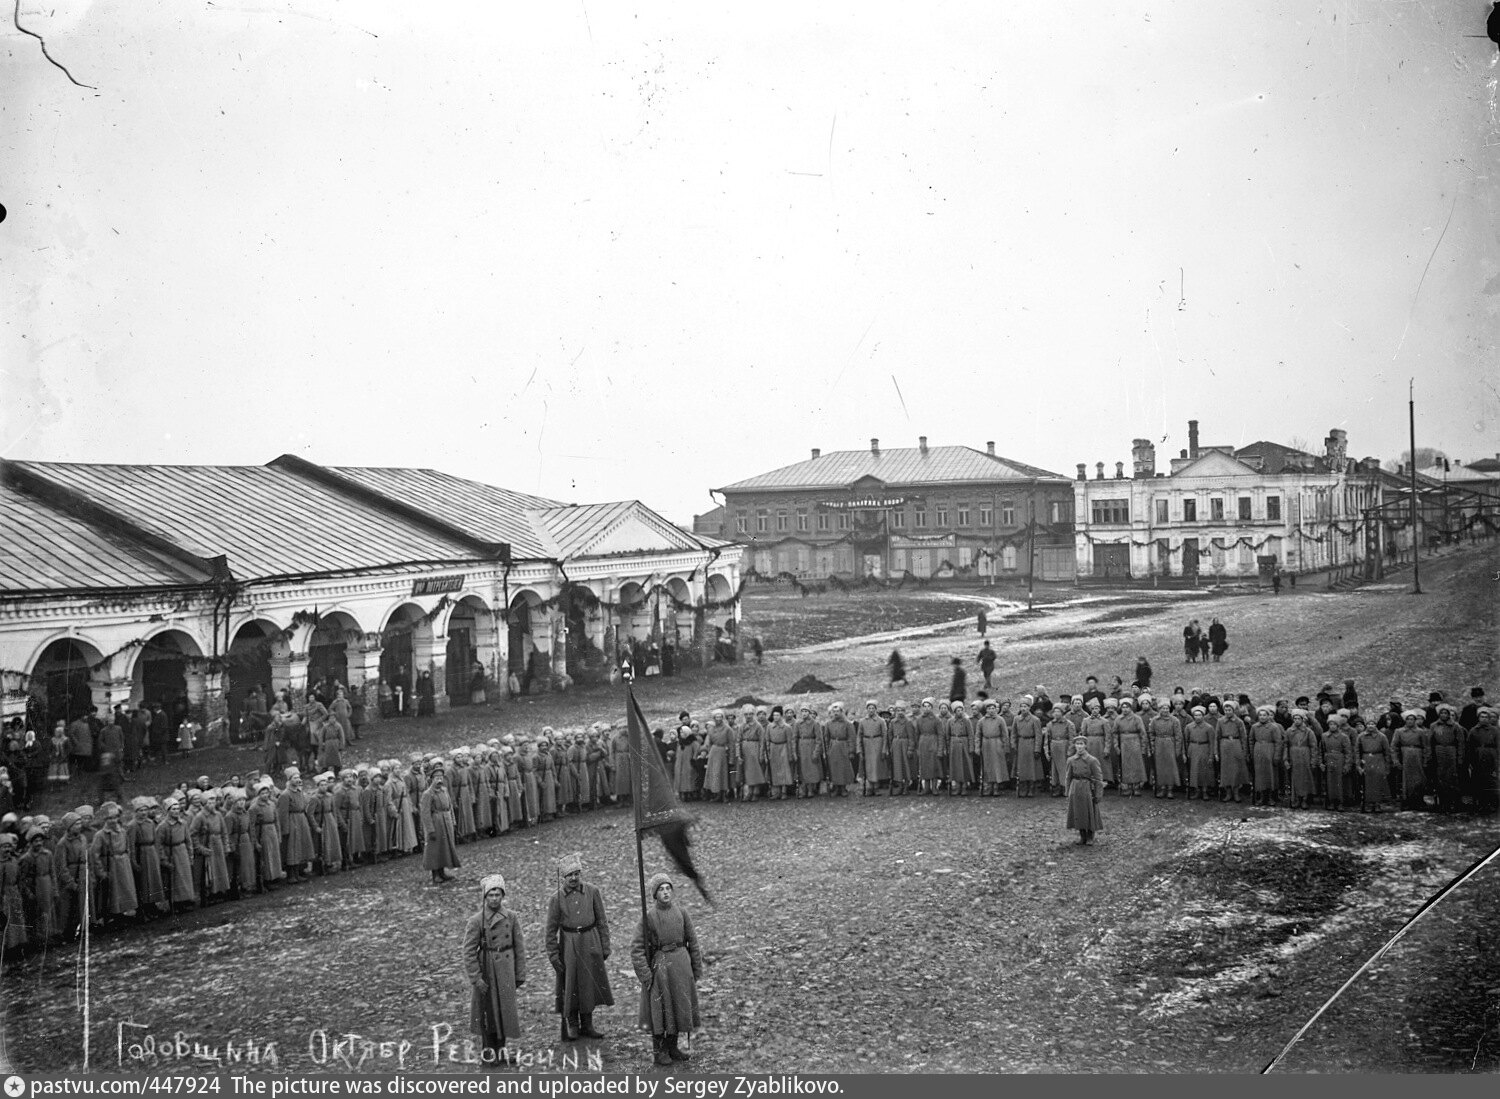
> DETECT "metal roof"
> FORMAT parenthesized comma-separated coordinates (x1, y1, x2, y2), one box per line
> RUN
(717, 445, 1068, 493)
(8, 462, 479, 582)
(533, 501, 709, 559)
(0, 482, 209, 593)
(327, 465, 562, 558)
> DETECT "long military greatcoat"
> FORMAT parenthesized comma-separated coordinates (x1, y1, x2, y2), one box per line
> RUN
(545, 882, 614, 1017)
(464, 903, 527, 1042)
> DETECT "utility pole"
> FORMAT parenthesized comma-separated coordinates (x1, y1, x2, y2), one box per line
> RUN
(1409, 380, 1421, 595)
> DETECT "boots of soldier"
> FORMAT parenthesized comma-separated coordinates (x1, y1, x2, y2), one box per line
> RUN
(579, 1013, 604, 1039)
(665, 1034, 689, 1062)
(652, 1035, 672, 1067)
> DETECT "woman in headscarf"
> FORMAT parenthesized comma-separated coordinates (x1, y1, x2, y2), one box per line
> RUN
(420, 761, 461, 884)
(674, 722, 702, 800)
(1064, 736, 1104, 846)
(631, 873, 703, 1067)
(463, 874, 526, 1064)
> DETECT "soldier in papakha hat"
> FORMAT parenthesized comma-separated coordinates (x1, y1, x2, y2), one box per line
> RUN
(545, 851, 614, 1042)
(420, 759, 460, 885)
(463, 874, 527, 1065)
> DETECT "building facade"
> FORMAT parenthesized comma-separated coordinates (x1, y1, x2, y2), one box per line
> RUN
(0, 456, 741, 730)
(1072, 424, 1416, 582)
(716, 437, 1076, 582)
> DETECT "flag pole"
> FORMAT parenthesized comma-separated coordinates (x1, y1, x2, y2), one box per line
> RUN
(626, 675, 649, 930)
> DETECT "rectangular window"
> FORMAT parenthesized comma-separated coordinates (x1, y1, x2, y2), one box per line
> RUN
(1000, 500, 1015, 526)
(1155, 498, 1169, 524)
(892, 549, 907, 572)
(796, 547, 810, 573)
(890, 510, 906, 529)
(958, 547, 973, 568)
(1001, 545, 1018, 570)
(756, 510, 768, 533)
(1237, 496, 1252, 521)
(817, 512, 831, 531)
(915, 511, 928, 528)
(1050, 501, 1067, 524)
(776, 511, 789, 532)
(1210, 498, 1225, 521)
(1267, 496, 1281, 521)
(935, 508, 949, 527)
(735, 515, 748, 535)
(796, 510, 808, 532)
(1090, 499, 1130, 525)
(1182, 499, 1197, 522)
(957, 505, 970, 527)
(979, 506, 992, 526)
(1211, 543, 1226, 569)
(838, 513, 850, 530)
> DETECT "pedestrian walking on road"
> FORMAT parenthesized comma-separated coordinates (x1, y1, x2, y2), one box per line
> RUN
(978, 641, 997, 689)
(949, 658, 967, 704)
(1208, 618, 1229, 663)
(977, 609, 988, 636)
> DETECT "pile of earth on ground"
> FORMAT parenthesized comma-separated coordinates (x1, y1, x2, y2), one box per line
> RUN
(786, 675, 837, 693)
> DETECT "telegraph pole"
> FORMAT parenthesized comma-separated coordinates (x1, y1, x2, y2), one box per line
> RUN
(1409, 380, 1421, 595)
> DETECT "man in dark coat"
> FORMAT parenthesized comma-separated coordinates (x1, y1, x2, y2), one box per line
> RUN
(977, 642, 997, 688)
(545, 852, 614, 1041)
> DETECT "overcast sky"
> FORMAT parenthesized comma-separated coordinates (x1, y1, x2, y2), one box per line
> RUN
(4, 1, 1496, 524)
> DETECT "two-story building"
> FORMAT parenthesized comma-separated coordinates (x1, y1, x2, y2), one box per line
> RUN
(1072, 422, 1411, 582)
(715, 437, 1076, 582)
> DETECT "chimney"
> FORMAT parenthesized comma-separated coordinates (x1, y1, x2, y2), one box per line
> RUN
(919, 436, 928, 455)
(1115, 461, 1125, 479)
(1179, 449, 1188, 459)
(1076, 463, 1087, 481)
(986, 441, 995, 456)
(1188, 420, 1200, 459)
(1324, 428, 1348, 469)
(1132, 438, 1156, 479)
(811, 448, 820, 460)
(1095, 462, 1105, 480)
(871, 438, 880, 457)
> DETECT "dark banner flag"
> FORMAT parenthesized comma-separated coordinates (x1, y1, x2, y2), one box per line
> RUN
(626, 683, 713, 904)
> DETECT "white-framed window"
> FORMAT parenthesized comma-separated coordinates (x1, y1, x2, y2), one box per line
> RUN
(957, 505, 970, 526)
(914, 511, 928, 528)
(1001, 545, 1018, 570)
(1090, 499, 1129, 525)
(817, 512, 831, 531)
(979, 506, 992, 526)
(958, 547, 973, 567)
(1001, 500, 1015, 526)
(735, 514, 748, 534)
(838, 513, 850, 530)
(1050, 500, 1067, 524)
(796, 510, 808, 531)
(756, 510, 768, 533)
(936, 507, 949, 527)
(776, 511, 789, 532)
(890, 510, 906, 529)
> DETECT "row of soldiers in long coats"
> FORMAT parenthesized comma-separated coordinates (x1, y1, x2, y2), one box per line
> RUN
(0, 727, 640, 954)
(669, 695, 1500, 812)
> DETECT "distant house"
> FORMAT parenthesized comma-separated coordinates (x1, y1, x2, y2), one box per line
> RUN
(1071, 422, 1431, 582)
(715, 437, 1076, 581)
